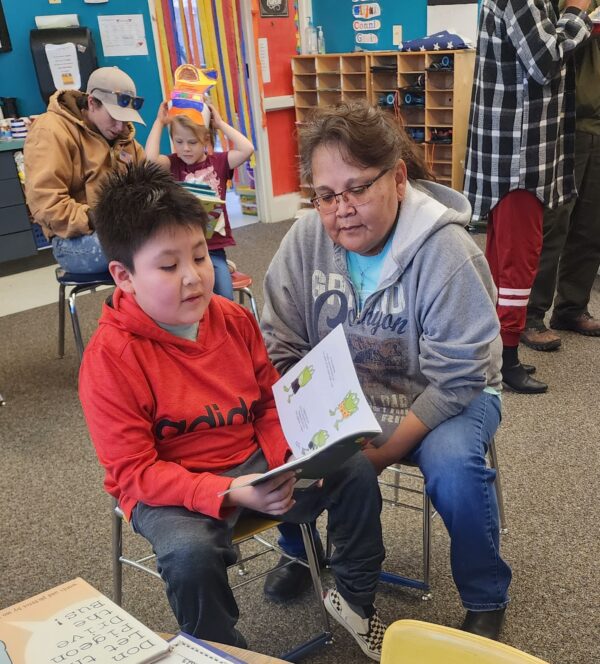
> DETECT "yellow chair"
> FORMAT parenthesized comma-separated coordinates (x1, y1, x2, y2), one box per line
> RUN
(111, 499, 332, 660)
(381, 620, 549, 663)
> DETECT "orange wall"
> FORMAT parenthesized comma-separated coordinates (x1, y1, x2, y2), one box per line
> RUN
(256, 9, 300, 196)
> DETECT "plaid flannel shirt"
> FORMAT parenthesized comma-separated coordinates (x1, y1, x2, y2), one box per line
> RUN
(463, 0, 592, 220)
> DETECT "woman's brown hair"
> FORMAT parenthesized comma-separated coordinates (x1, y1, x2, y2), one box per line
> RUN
(298, 100, 433, 184)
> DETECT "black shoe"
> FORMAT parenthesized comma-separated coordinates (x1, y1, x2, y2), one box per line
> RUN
(263, 541, 326, 602)
(521, 363, 536, 375)
(461, 608, 506, 641)
(502, 363, 548, 394)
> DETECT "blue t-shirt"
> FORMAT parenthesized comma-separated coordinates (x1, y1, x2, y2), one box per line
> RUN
(346, 232, 394, 309)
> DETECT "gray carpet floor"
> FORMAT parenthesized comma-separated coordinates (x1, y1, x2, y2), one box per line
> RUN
(1, 220, 599, 663)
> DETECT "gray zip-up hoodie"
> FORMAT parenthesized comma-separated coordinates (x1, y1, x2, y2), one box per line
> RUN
(261, 180, 502, 440)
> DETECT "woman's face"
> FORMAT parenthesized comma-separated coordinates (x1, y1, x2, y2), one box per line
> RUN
(311, 144, 407, 256)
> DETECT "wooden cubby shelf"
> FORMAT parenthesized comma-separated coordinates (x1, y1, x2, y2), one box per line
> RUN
(292, 49, 475, 192)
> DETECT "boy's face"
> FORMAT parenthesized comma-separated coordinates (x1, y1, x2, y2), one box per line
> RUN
(111, 224, 214, 326)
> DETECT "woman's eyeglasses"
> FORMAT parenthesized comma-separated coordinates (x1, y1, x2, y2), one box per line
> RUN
(90, 88, 145, 111)
(311, 168, 390, 213)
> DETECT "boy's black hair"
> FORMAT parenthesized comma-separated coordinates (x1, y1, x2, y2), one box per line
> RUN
(94, 161, 208, 272)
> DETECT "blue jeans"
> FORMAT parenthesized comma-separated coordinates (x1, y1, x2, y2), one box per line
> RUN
(210, 249, 234, 300)
(278, 391, 511, 611)
(52, 233, 109, 274)
(131, 451, 384, 646)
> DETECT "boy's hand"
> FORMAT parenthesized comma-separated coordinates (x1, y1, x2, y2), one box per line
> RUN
(156, 101, 170, 125)
(225, 471, 296, 515)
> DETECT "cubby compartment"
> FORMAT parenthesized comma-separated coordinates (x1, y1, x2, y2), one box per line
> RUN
(292, 57, 316, 75)
(342, 74, 368, 93)
(427, 108, 453, 127)
(344, 90, 368, 102)
(318, 90, 343, 106)
(316, 56, 340, 74)
(400, 106, 426, 127)
(293, 75, 317, 92)
(426, 71, 455, 91)
(427, 90, 454, 109)
(341, 55, 367, 74)
(294, 90, 318, 109)
(317, 73, 342, 92)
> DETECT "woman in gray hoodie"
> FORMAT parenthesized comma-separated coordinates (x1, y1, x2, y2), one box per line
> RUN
(260, 101, 511, 644)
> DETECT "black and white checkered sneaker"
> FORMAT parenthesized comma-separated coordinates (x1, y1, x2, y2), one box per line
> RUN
(324, 588, 386, 661)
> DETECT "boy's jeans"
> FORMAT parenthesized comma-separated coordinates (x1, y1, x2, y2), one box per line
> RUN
(209, 248, 234, 300)
(277, 390, 511, 611)
(131, 452, 384, 646)
(52, 234, 109, 274)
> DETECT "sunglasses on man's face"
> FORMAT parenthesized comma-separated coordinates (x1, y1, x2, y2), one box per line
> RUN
(91, 88, 144, 111)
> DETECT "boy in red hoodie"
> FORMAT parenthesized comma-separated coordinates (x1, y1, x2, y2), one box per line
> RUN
(78, 163, 386, 661)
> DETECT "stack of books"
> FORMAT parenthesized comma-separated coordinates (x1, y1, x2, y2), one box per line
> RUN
(180, 181, 225, 214)
(179, 182, 226, 239)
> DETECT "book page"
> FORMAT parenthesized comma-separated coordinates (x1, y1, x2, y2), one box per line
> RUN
(0, 578, 170, 664)
(164, 633, 246, 663)
(272, 324, 381, 457)
(218, 325, 381, 495)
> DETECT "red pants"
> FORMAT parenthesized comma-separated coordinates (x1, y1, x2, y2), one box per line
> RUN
(486, 190, 543, 346)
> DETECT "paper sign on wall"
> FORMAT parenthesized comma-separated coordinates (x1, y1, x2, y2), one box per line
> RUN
(98, 14, 148, 57)
(258, 37, 271, 84)
(45, 42, 81, 90)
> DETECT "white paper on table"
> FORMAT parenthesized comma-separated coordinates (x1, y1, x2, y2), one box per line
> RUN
(98, 14, 149, 57)
(44, 43, 81, 91)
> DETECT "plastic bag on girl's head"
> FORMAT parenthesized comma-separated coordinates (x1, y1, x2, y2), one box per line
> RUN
(168, 65, 219, 127)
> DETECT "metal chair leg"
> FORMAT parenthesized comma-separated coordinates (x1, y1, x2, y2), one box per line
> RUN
(238, 286, 260, 321)
(58, 283, 66, 358)
(69, 288, 85, 363)
(421, 490, 433, 600)
(112, 499, 123, 606)
(489, 438, 508, 535)
(277, 523, 333, 660)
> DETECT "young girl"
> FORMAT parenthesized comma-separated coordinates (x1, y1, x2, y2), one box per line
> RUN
(145, 101, 254, 299)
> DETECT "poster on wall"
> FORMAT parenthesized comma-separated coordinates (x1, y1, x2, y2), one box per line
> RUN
(259, 0, 289, 18)
(427, 0, 478, 45)
(97, 15, 149, 57)
(353, 2, 381, 49)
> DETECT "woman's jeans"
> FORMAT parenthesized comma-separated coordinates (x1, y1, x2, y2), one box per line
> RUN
(210, 249, 234, 300)
(52, 234, 109, 274)
(277, 390, 511, 611)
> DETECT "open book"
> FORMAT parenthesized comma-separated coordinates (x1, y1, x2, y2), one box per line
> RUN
(0, 578, 248, 664)
(221, 324, 382, 493)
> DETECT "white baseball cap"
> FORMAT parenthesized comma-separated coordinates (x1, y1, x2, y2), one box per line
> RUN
(86, 67, 145, 125)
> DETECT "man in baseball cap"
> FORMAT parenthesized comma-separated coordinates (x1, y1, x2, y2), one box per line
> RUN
(23, 66, 145, 275)
(86, 66, 145, 125)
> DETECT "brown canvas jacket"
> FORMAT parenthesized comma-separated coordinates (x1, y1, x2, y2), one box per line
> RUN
(24, 90, 144, 239)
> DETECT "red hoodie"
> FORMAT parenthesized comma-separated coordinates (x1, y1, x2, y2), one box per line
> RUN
(79, 289, 290, 520)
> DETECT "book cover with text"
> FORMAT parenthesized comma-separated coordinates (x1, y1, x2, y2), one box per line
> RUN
(0, 577, 170, 664)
